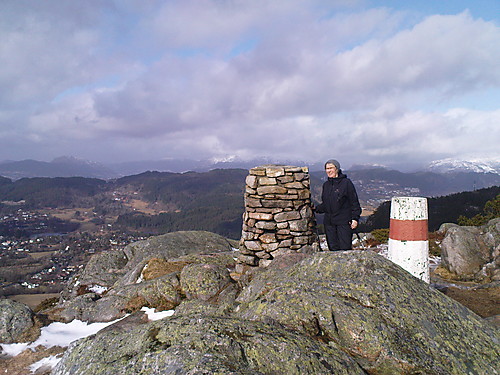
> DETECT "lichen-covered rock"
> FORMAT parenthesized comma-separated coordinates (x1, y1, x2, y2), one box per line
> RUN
(235, 251, 499, 375)
(112, 272, 183, 311)
(63, 231, 233, 298)
(61, 249, 128, 300)
(50, 231, 499, 374)
(111, 232, 235, 289)
(174, 283, 239, 317)
(174, 263, 240, 316)
(61, 272, 183, 322)
(59, 293, 129, 323)
(0, 299, 34, 344)
(52, 315, 365, 375)
(180, 263, 233, 301)
(57, 231, 236, 322)
(122, 230, 234, 272)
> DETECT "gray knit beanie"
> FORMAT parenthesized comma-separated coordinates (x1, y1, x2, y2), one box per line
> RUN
(324, 159, 340, 170)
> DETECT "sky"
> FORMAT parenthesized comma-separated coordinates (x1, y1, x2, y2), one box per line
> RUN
(1, 0, 499, 171)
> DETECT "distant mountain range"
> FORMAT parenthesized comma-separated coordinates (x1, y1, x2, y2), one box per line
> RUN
(0, 156, 118, 180)
(426, 158, 500, 174)
(0, 168, 498, 239)
(108, 157, 325, 177)
(0, 156, 499, 181)
(310, 167, 500, 211)
(0, 156, 295, 179)
(1, 157, 499, 213)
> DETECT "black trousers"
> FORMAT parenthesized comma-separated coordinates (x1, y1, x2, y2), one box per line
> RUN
(325, 224, 352, 251)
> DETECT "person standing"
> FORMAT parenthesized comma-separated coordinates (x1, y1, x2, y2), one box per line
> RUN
(315, 159, 361, 251)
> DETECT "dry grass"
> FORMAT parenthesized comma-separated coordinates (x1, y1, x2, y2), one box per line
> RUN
(29, 251, 54, 260)
(8, 294, 61, 309)
(0, 345, 66, 375)
(142, 258, 190, 281)
(122, 198, 171, 215)
(444, 286, 500, 318)
(45, 208, 91, 221)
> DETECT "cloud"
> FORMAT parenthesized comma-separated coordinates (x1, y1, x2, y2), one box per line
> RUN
(0, 1, 116, 106)
(0, 1, 498, 167)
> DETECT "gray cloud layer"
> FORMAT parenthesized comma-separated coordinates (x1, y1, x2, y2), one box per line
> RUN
(1, 0, 499, 169)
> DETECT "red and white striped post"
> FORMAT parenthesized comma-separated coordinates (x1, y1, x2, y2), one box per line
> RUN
(388, 197, 429, 283)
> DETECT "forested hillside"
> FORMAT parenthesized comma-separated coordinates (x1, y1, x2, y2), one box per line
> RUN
(345, 168, 500, 196)
(113, 169, 247, 238)
(1, 169, 498, 239)
(361, 186, 500, 232)
(0, 177, 106, 208)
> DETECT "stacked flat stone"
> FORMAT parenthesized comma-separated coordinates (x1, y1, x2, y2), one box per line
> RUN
(238, 165, 319, 268)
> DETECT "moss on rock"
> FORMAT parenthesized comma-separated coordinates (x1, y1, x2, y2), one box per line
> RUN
(52, 314, 365, 375)
(235, 251, 500, 374)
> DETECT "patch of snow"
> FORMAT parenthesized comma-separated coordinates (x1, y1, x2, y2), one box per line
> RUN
(1, 317, 126, 358)
(136, 263, 148, 283)
(376, 244, 389, 258)
(88, 285, 108, 294)
(141, 307, 174, 321)
(318, 235, 328, 250)
(29, 354, 62, 374)
(210, 155, 238, 163)
(429, 255, 441, 270)
(1, 343, 29, 357)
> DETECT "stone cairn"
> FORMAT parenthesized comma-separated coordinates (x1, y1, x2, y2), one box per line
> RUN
(237, 165, 319, 269)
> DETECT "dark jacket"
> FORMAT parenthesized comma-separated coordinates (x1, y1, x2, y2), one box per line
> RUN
(316, 173, 361, 225)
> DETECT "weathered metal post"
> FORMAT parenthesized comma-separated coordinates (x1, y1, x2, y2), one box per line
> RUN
(388, 197, 429, 283)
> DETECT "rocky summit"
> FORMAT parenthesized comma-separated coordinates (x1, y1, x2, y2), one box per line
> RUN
(57, 230, 236, 323)
(44, 231, 499, 375)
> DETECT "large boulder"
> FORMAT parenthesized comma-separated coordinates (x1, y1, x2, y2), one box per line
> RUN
(52, 250, 499, 375)
(61, 249, 129, 301)
(62, 231, 234, 300)
(440, 218, 499, 280)
(0, 299, 34, 344)
(59, 293, 129, 323)
(481, 218, 500, 281)
(180, 263, 233, 301)
(57, 231, 238, 322)
(121, 230, 234, 273)
(110, 272, 183, 311)
(235, 251, 499, 375)
(175, 263, 240, 316)
(52, 314, 365, 375)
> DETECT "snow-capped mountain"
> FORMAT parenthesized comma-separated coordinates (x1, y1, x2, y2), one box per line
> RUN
(52, 156, 105, 167)
(426, 158, 500, 174)
(348, 163, 388, 171)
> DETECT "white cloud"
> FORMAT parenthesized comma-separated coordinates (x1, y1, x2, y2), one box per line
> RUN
(0, 1, 498, 167)
(0, 2, 114, 106)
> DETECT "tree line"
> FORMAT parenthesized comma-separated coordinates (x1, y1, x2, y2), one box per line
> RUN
(360, 186, 500, 232)
(0, 172, 498, 239)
